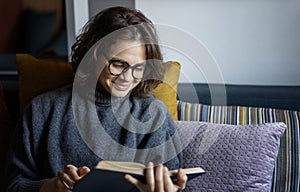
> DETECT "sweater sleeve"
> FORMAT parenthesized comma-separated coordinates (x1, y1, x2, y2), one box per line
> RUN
(6, 97, 47, 192)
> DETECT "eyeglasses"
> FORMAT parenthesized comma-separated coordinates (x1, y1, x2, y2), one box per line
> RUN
(104, 54, 147, 81)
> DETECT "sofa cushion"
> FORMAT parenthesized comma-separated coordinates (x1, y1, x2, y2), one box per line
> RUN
(177, 100, 300, 192)
(175, 121, 286, 192)
(15, 54, 73, 112)
(177, 83, 300, 111)
(15, 54, 180, 120)
(154, 61, 180, 120)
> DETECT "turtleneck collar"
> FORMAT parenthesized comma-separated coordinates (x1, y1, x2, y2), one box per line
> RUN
(73, 80, 131, 106)
(94, 89, 112, 104)
(94, 82, 131, 105)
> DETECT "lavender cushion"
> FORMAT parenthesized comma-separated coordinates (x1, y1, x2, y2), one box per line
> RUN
(175, 121, 286, 192)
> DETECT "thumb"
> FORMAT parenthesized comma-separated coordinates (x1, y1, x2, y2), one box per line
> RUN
(77, 166, 91, 178)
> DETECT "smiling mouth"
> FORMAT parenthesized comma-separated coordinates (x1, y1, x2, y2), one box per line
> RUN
(113, 81, 130, 91)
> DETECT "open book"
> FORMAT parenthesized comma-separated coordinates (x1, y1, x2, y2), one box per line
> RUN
(73, 160, 205, 192)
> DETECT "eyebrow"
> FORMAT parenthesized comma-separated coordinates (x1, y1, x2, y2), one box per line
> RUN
(109, 57, 126, 62)
(110, 57, 147, 66)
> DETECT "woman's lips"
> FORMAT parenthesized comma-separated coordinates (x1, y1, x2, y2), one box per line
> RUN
(113, 82, 130, 91)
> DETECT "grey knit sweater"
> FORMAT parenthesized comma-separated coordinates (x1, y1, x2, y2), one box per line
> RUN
(6, 85, 182, 192)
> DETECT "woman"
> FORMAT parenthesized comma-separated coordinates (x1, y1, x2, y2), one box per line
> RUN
(6, 6, 187, 192)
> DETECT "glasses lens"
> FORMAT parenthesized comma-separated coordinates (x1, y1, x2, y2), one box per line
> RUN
(108, 58, 147, 80)
(109, 60, 127, 75)
(132, 63, 146, 79)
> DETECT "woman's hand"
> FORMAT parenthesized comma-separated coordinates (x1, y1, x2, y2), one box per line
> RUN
(125, 162, 187, 192)
(39, 165, 90, 192)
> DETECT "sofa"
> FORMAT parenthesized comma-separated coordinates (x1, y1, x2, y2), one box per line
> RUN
(1, 54, 299, 191)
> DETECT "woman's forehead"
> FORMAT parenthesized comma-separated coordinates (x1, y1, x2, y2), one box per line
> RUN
(106, 40, 146, 57)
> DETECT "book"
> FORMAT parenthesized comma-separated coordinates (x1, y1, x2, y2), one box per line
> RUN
(73, 160, 205, 192)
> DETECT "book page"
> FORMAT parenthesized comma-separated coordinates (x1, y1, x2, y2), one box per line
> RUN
(97, 160, 205, 177)
(96, 161, 146, 175)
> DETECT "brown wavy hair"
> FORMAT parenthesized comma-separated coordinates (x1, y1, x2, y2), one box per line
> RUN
(71, 6, 165, 97)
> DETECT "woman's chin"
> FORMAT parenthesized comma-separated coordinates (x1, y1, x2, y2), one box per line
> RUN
(110, 89, 130, 98)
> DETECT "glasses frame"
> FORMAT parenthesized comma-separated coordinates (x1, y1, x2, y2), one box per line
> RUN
(103, 54, 147, 81)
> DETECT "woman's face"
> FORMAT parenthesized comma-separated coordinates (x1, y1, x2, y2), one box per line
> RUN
(98, 40, 146, 97)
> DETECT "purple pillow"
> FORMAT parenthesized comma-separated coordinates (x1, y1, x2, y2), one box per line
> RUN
(175, 121, 286, 192)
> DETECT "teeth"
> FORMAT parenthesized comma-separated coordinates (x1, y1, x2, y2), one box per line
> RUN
(114, 83, 129, 90)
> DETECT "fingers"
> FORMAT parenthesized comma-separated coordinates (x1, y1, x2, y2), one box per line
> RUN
(40, 177, 71, 192)
(125, 162, 187, 192)
(125, 162, 155, 192)
(155, 164, 164, 191)
(61, 180, 73, 191)
(175, 168, 188, 190)
(58, 164, 90, 191)
(63, 164, 81, 181)
(124, 174, 145, 190)
(163, 166, 175, 191)
(147, 163, 179, 192)
(77, 166, 91, 177)
(145, 162, 155, 191)
(57, 169, 75, 190)
(156, 165, 188, 192)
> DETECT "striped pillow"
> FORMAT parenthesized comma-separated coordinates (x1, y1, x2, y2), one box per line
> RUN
(177, 100, 300, 192)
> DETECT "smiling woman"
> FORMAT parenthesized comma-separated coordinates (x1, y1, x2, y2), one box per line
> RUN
(98, 41, 147, 98)
(6, 6, 187, 192)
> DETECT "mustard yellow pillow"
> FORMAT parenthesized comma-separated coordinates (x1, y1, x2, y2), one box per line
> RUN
(15, 54, 73, 112)
(15, 54, 180, 120)
(155, 61, 181, 120)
